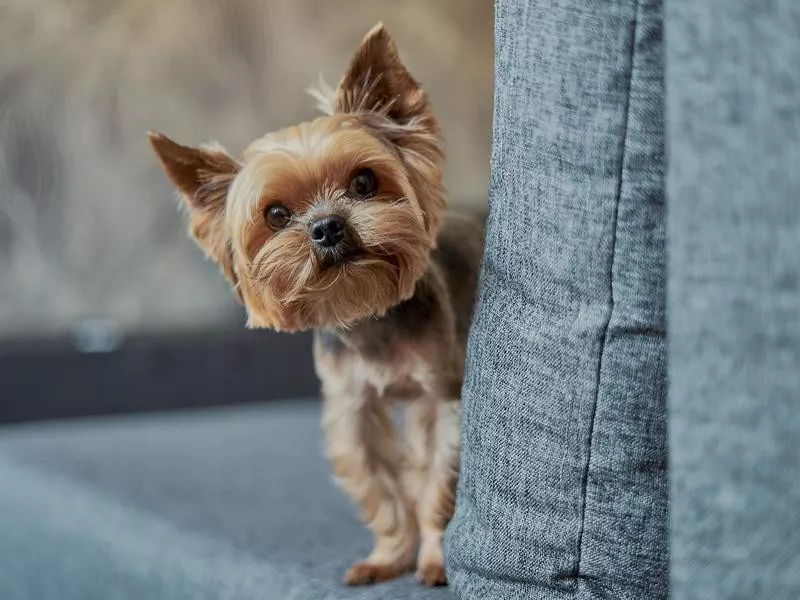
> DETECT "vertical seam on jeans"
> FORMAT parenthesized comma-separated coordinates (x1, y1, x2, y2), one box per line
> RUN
(572, 0, 640, 590)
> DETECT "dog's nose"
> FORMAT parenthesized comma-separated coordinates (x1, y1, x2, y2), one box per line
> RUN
(309, 215, 346, 248)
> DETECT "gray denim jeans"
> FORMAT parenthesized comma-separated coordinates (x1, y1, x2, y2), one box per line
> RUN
(445, 1, 800, 599)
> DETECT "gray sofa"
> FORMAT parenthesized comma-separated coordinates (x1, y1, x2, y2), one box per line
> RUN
(0, 400, 451, 600)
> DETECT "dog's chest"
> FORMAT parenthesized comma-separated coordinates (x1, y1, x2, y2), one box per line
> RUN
(316, 328, 430, 400)
(314, 277, 448, 399)
(353, 344, 427, 400)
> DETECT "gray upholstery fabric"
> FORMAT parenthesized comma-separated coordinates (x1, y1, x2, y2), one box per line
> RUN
(0, 401, 452, 600)
(667, 1, 800, 598)
(447, 0, 800, 598)
(445, 0, 668, 598)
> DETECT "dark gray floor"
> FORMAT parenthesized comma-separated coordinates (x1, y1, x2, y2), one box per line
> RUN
(0, 400, 453, 600)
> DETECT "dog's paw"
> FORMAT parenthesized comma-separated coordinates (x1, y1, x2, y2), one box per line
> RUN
(415, 559, 448, 587)
(343, 560, 410, 586)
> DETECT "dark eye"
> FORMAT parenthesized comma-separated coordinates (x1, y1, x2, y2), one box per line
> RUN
(348, 168, 377, 198)
(265, 204, 291, 230)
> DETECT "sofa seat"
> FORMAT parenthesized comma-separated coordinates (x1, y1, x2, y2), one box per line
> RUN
(0, 400, 452, 600)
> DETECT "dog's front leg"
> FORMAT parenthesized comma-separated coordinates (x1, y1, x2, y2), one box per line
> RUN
(321, 378, 417, 585)
(405, 399, 460, 586)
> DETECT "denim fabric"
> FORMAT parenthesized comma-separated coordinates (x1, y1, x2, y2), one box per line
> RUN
(445, 0, 668, 598)
(666, 2, 800, 599)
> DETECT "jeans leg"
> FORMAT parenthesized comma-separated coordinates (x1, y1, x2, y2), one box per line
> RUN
(445, 0, 668, 598)
(666, 2, 800, 598)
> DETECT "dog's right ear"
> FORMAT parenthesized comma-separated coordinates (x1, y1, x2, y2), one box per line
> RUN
(148, 132, 237, 214)
(148, 132, 243, 302)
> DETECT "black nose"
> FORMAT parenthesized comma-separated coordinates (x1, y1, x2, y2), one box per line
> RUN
(309, 215, 346, 248)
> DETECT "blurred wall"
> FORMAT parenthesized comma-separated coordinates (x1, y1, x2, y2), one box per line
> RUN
(0, 0, 493, 338)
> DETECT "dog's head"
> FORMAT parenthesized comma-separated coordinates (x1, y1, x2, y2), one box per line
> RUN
(149, 24, 445, 332)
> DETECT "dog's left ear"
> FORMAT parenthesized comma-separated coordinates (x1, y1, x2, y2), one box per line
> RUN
(148, 132, 243, 302)
(334, 23, 434, 128)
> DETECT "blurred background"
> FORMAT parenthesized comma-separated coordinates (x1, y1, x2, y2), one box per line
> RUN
(0, 0, 493, 422)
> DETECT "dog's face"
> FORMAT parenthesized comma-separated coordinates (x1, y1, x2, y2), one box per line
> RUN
(149, 24, 445, 332)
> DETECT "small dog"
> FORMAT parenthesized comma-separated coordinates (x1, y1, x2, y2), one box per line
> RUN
(148, 23, 483, 587)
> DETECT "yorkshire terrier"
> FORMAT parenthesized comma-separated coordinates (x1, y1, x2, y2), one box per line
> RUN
(148, 23, 483, 587)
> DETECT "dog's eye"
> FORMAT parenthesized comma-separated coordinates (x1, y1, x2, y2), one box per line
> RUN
(265, 204, 291, 230)
(348, 168, 377, 198)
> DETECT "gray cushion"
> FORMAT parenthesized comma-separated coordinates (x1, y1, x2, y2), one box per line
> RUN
(444, 0, 668, 597)
(0, 401, 452, 600)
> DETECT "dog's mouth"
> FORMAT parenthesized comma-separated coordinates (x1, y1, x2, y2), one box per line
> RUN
(312, 229, 368, 271)
(315, 246, 362, 271)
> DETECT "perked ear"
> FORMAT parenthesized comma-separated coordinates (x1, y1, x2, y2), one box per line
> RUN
(148, 132, 238, 213)
(148, 132, 243, 302)
(334, 23, 432, 126)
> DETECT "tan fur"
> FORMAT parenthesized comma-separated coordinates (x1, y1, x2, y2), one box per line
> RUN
(148, 23, 482, 587)
(312, 323, 464, 585)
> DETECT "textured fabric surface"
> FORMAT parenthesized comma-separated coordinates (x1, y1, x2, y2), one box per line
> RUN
(445, 0, 668, 598)
(0, 401, 452, 600)
(666, 2, 800, 599)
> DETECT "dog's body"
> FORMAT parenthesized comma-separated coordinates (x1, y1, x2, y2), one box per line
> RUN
(149, 24, 482, 587)
(314, 213, 481, 585)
